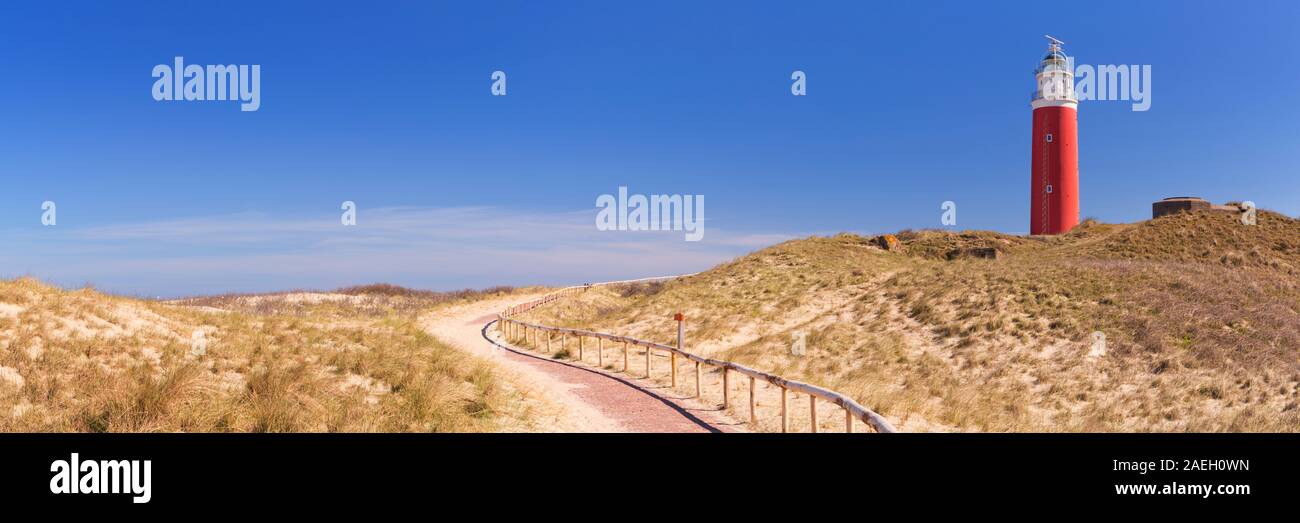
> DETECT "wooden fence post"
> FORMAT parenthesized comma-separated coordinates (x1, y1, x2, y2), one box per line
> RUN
(845, 408, 853, 433)
(722, 368, 730, 409)
(546, 331, 551, 353)
(780, 387, 789, 433)
(809, 396, 818, 433)
(748, 377, 756, 425)
(673, 312, 684, 388)
(578, 335, 584, 361)
(622, 341, 628, 372)
(645, 347, 652, 378)
(694, 361, 701, 398)
(597, 338, 603, 367)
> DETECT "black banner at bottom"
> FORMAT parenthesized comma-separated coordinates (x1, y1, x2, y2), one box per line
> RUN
(0, 433, 1290, 514)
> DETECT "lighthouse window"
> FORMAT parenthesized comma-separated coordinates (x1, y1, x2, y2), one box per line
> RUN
(1046, 185, 1054, 194)
(1045, 133, 1054, 142)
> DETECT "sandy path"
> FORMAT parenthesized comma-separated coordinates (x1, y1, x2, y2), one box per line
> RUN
(419, 293, 740, 433)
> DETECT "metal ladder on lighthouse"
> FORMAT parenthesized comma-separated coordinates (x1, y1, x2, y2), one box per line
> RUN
(1038, 111, 1050, 235)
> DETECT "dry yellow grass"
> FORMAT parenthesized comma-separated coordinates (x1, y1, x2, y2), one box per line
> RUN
(0, 279, 538, 432)
(522, 210, 1300, 432)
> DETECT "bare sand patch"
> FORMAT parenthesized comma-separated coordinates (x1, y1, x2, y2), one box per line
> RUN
(420, 294, 621, 432)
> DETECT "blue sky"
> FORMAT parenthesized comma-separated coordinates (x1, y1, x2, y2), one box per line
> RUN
(1, 1, 1297, 296)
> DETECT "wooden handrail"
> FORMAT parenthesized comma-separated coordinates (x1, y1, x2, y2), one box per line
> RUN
(497, 278, 897, 434)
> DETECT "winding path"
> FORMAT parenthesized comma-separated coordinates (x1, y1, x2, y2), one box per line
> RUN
(418, 293, 742, 433)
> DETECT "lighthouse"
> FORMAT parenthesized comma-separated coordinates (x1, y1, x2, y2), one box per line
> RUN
(1030, 36, 1079, 235)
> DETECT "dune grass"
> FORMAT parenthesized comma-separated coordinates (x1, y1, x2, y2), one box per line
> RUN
(522, 211, 1300, 432)
(0, 279, 529, 432)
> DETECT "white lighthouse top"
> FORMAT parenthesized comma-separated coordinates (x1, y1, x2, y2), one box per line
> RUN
(1032, 35, 1077, 109)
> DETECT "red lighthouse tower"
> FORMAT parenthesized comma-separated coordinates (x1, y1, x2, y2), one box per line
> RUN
(1030, 36, 1079, 235)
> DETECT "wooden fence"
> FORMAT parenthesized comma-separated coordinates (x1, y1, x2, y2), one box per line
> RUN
(496, 278, 897, 433)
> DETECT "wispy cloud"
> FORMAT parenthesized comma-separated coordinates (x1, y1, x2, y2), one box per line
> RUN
(1, 206, 801, 297)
